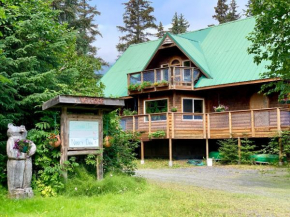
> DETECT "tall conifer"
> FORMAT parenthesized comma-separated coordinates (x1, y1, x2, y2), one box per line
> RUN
(213, 0, 229, 24)
(244, 0, 253, 17)
(169, 13, 190, 34)
(117, 0, 157, 54)
(156, 22, 165, 38)
(169, 12, 179, 34)
(178, 14, 190, 34)
(227, 0, 240, 21)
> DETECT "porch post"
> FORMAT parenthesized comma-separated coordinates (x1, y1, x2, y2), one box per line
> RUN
(169, 138, 173, 167)
(141, 140, 145, 164)
(279, 138, 283, 166)
(238, 137, 241, 165)
(206, 138, 209, 160)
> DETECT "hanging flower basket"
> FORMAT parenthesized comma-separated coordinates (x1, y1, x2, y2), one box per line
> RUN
(49, 134, 61, 148)
(14, 139, 32, 156)
(104, 136, 113, 148)
(213, 104, 229, 112)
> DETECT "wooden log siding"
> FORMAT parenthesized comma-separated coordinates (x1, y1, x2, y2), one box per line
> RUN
(120, 108, 290, 139)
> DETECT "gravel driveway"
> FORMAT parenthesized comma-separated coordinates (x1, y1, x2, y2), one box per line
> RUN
(136, 166, 290, 199)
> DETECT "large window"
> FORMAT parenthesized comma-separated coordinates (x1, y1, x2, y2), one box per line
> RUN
(183, 98, 204, 120)
(144, 99, 168, 121)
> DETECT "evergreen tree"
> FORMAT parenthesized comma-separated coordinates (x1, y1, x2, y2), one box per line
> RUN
(169, 12, 179, 34)
(169, 13, 190, 34)
(156, 22, 165, 38)
(213, 0, 229, 24)
(178, 14, 190, 34)
(227, 0, 240, 21)
(243, 0, 253, 17)
(117, 0, 157, 54)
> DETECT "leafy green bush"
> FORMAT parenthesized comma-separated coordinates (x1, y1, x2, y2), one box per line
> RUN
(123, 109, 137, 116)
(218, 139, 238, 164)
(62, 167, 146, 197)
(103, 110, 140, 175)
(148, 130, 166, 140)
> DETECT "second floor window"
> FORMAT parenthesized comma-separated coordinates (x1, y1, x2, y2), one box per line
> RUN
(144, 99, 168, 121)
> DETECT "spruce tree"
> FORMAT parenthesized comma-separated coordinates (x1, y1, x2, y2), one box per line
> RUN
(156, 22, 165, 38)
(213, 0, 229, 24)
(178, 14, 190, 34)
(117, 0, 157, 54)
(169, 13, 190, 35)
(227, 0, 240, 21)
(169, 12, 179, 34)
(243, 0, 253, 17)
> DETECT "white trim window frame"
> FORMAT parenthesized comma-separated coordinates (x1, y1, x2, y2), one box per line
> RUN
(144, 98, 168, 122)
(182, 98, 204, 121)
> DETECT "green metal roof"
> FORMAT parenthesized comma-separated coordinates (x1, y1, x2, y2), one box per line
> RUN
(101, 17, 268, 97)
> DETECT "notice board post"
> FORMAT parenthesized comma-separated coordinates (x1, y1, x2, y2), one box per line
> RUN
(43, 95, 124, 180)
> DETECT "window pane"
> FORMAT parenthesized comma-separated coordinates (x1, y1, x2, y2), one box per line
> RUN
(183, 99, 193, 113)
(162, 69, 169, 81)
(130, 73, 141, 84)
(194, 100, 203, 113)
(143, 71, 154, 83)
(183, 61, 191, 67)
(145, 99, 168, 121)
(193, 69, 200, 80)
(183, 69, 192, 82)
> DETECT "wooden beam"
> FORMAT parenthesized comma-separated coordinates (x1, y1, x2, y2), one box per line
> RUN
(206, 138, 209, 160)
(238, 137, 241, 165)
(277, 108, 281, 136)
(141, 141, 144, 164)
(166, 113, 169, 138)
(203, 113, 206, 139)
(172, 113, 175, 138)
(60, 107, 68, 179)
(96, 154, 103, 180)
(173, 91, 176, 108)
(207, 114, 211, 139)
(191, 68, 194, 90)
(229, 112, 232, 138)
(148, 114, 151, 134)
(278, 138, 283, 166)
(169, 139, 173, 167)
(251, 110, 255, 137)
(133, 116, 135, 133)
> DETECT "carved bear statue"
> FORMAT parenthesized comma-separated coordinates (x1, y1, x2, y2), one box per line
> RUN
(6, 124, 36, 199)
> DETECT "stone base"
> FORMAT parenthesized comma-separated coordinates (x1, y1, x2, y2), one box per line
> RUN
(9, 188, 34, 199)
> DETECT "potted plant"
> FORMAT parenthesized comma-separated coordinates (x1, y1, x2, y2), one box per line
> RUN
(128, 83, 140, 92)
(104, 135, 113, 148)
(141, 81, 153, 90)
(171, 107, 177, 112)
(14, 139, 32, 157)
(157, 80, 169, 87)
(148, 130, 166, 140)
(213, 104, 229, 112)
(48, 133, 61, 148)
(153, 82, 159, 87)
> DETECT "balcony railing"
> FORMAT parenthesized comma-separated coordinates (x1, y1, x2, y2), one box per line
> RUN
(120, 108, 290, 140)
(127, 66, 200, 93)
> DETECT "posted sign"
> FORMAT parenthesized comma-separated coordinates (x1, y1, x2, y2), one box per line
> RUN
(69, 121, 99, 148)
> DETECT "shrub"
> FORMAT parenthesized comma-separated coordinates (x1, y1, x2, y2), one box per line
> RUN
(218, 139, 238, 164)
(148, 130, 166, 140)
(240, 138, 256, 164)
(123, 109, 137, 116)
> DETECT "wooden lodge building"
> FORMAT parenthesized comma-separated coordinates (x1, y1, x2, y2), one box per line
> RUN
(101, 17, 290, 166)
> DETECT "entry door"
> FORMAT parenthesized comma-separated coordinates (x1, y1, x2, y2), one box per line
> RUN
(250, 93, 269, 109)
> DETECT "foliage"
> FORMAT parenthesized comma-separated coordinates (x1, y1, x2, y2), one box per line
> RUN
(28, 117, 79, 197)
(247, 0, 290, 99)
(261, 131, 290, 159)
(148, 130, 166, 140)
(156, 22, 165, 38)
(140, 81, 153, 89)
(169, 12, 190, 34)
(213, 0, 229, 24)
(218, 139, 238, 164)
(171, 107, 177, 112)
(128, 83, 141, 91)
(103, 110, 140, 175)
(52, 0, 102, 57)
(213, 104, 229, 112)
(227, 0, 240, 21)
(161, 80, 169, 85)
(243, 0, 253, 17)
(13, 139, 32, 154)
(240, 138, 256, 164)
(62, 167, 146, 197)
(145, 100, 167, 114)
(117, 0, 157, 54)
(123, 109, 137, 116)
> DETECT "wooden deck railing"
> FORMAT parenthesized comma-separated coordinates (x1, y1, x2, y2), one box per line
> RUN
(120, 107, 290, 139)
(127, 66, 201, 94)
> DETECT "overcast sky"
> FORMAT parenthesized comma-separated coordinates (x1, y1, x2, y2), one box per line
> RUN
(91, 0, 249, 65)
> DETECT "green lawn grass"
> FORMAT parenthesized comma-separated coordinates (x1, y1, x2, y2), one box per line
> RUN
(1, 177, 289, 217)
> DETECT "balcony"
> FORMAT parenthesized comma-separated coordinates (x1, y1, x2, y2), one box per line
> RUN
(120, 108, 290, 140)
(127, 66, 200, 94)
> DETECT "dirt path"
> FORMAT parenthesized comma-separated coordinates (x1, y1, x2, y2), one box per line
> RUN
(136, 166, 290, 199)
